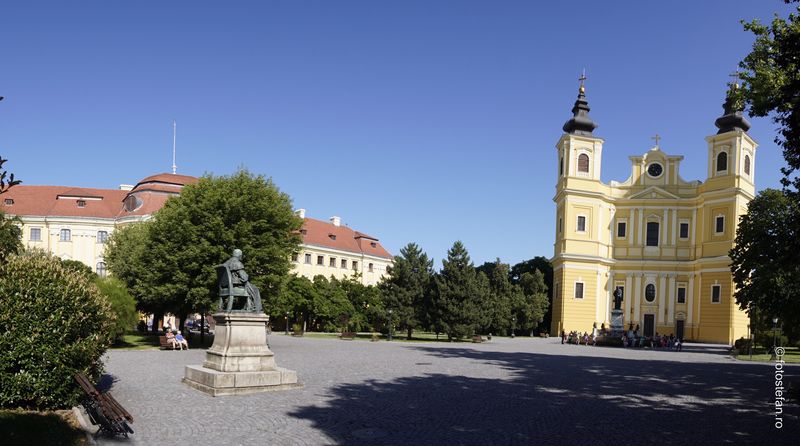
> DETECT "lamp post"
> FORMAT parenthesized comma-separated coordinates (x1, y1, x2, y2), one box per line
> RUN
(388, 308, 393, 342)
(285, 311, 290, 335)
(771, 316, 779, 360)
(747, 324, 752, 360)
(511, 317, 516, 339)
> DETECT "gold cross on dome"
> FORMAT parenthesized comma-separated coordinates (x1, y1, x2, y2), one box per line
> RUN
(652, 133, 661, 148)
(729, 70, 742, 88)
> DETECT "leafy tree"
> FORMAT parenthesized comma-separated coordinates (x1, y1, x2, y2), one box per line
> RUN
(730, 189, 800, 341)
(113, 170, 302, 328)
(311, 275, 355, 332)
(275, 274, 316, 330)
(739, 3, 800, 192)
(517, 270, 550, 335)
(510, 257, 554, 330)
(338, 275, 381, 332)
(60, 259, 95, 279)
(432, 241, 490, 340)
(94, 277, 139, 342)
(380, 243, 434, 339)
(0, 156, 21, 195)
(0, 210, 21, 260)
(477, 259, 514, 335)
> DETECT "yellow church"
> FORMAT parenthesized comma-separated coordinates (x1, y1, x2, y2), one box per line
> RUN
(550, 79, 755, 345)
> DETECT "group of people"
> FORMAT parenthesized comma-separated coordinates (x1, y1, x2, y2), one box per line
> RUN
(165, 328, 189, 350)
(623, 331, 683, 351)
(561, 330, 596, 346)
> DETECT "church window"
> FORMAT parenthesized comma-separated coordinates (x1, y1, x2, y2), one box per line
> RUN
(559, 157, 564, 176)
(677, 286, 686, 304)
(645, 284, 656, 303)
(574, 282, 584, 299)
(559, 218, 563, 233)
(577, 216, 586, 232)
(96, 262, 107, 278)
(679, 222, 689, 239)
(577, 154, 590, 173)
(715, 215, 725, 234)
(744, 155, 751, 175)
(711, 284, 721, 303)
(646, 222, 659, 246)
(617, 221, 626, 238)
(716, 151, 728, 172)
(60, 229, 71, 242)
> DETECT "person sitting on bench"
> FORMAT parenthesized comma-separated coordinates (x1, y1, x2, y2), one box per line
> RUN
(175, 330, 188, 350)
(165, 329, 178, 350)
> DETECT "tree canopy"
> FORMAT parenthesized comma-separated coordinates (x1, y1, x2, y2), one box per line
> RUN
(433, 241, 489, 340)
(380, 243, 434, 339)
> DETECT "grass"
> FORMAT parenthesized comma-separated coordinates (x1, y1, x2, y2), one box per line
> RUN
(296, 331, 524, 343)
(734, 346, 800, 363)
(0, 409, 87, 446)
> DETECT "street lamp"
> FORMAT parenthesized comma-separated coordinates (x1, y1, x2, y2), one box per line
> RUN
(511, 317, 516, 339)
(285, 311, 290, 335)
(388, 308, 393, 342)
(771, 316, 779, 359)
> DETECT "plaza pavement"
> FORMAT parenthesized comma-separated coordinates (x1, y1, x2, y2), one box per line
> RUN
(94, 335, 799, 445)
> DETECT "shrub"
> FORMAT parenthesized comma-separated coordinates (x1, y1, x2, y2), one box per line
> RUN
(0, 252, 116, 409)
(94, 277, 138, 342)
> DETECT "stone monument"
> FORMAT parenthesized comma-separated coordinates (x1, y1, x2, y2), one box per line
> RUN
(609, 286, 625, 336)
(183, 249, 300, 396)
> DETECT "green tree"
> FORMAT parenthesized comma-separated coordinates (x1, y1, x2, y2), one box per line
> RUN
(311, 275, 355, 332)
(94, 277, 139, 342)
(432, 241, 489, 340)
(517, 270, 550, 335)
(0, 156, 21, 195)
(510, 257, 554, 330)
(60, 259, 95, 279)
(0, 156, 22, 260)
(275, 275, 316, 330)
(739, 3, 800, 192)
(380, 243, 434, 339)
(121, 170, 302, 328)
(730, 189, 800, 341)
(477, 259, 514, 335)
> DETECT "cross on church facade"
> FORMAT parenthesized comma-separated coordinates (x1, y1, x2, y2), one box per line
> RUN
(652, 133, 661, 148)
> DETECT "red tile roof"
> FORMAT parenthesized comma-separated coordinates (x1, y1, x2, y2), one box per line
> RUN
(301, 218, 392, 259)
(1, 185, 128, 219)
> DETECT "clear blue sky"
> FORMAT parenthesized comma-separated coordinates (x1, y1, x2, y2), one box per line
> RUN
(0, 1, 794, 267)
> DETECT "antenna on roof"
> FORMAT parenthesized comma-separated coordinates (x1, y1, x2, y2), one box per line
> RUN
(172, 119, 177, 175)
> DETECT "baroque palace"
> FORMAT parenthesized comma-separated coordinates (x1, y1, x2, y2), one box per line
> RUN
(1, 173, 392, 286)
(551, 80, 755, 344)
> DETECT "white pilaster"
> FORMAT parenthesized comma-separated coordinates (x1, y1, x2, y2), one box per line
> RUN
(662, 209, 668, 245)
(637, 208, 644, 246)
(624, 274, 632, 321)
(633, 274, 642, 326)
(671, 209, 677, 245)
(667, 274, 676, 324)
(687, 273, 695, 325)
(658, 274, 666, 325)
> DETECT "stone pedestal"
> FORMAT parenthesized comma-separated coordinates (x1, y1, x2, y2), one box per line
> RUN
(610, 309, 624, 336)
(183, 312, 300, 396)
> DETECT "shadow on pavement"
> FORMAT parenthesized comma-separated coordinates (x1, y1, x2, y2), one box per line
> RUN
(290, 346, 798, 445)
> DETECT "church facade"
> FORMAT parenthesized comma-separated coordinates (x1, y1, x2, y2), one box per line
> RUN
(550, 80, 755, 345)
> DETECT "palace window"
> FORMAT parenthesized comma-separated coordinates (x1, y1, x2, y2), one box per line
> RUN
(617, 221, 626, 238)
(711, 284, 721, 303)
(715, 215, 725, 234)
(716, 152, 728, 172)
(645, 284, 656, 302)
(304, 253, 312, 264)
(368, 263, 374, 272)
(744, 155, 751, 175)
(577, 154, 590, 173)
(330, 257, 337, 267)
(341, 259, 347, 269)
(646, 222, 659, 246)
(679, 222, 689, 239)
(291, 252, 299, 262)
(352, 261, 358, 271)
(96, 262, 107, 278)
(574, 282, 584, 299)
(97, 230, 108, 244)
(30, 227, 41, 242)
(317, 255, 324, 266)
(60, 229, 71, 242)
(577, 216, 586, 232)
(677, 287, 686, 304)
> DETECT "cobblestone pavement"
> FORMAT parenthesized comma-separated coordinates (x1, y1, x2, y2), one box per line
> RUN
(96, 336, 799, 445)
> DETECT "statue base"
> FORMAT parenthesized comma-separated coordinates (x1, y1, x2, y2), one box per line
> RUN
(609, 309, 625, 336)
(183, 312, 301, 396)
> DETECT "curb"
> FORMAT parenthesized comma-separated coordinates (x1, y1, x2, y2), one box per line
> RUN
(71, 406, 98, 446)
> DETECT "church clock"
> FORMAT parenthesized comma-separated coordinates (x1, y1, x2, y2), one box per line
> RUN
(647, 163, 663, 178)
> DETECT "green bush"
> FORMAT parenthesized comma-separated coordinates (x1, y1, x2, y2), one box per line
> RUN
(0, 252, 116, 410)
(94, 277, 138, 342)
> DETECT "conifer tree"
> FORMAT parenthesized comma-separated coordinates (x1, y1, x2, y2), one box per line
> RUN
(380, 243, 434, 339)
(433, 241, 489, 340)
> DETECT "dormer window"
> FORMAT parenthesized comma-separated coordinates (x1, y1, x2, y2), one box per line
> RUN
(3, 198, 13, 205)
(329, 234, 336, 240)
(77, 200, 86, 208)
(300, 229, 308, 235)
(370, 242, 377, 248)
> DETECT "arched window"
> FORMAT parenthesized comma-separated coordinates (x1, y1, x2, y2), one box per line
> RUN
(646, 222, 659, 247)
(578, 154, 590, 173)
(60, 229, 71, 242)
(96, 262, 107, 278)
(744, 155, 751, 175)
(716, 151, 728, 172)
(645, 284, 656, 302)
(97, 230, 108, 244)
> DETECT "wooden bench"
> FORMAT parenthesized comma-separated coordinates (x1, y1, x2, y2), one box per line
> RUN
(159, 335, 179, 349)
(339, 331, 356, 340)
(472, 335, 485, 343)
(74, 373, 134, 438)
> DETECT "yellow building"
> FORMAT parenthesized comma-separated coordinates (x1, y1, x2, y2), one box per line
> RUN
(550, 80, 755, 344)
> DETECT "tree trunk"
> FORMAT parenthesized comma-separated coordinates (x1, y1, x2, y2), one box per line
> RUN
(153, 311, 163, 333)
(407, 327, 413, 340)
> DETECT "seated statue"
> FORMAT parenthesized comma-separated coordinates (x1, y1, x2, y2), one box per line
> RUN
(216, 249, 263, 313)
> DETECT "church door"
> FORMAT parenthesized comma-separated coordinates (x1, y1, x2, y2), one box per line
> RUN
(676, 320, 685, 340)
(643, 314, 655, 338)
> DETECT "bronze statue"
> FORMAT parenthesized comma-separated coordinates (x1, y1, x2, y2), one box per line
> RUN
(613, 287, 624, 311)
(216, 249, 263, 313)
